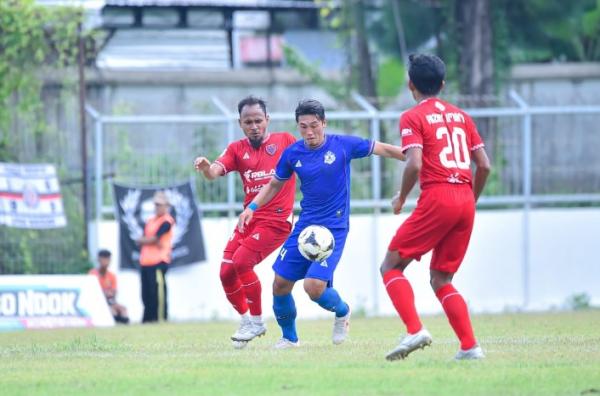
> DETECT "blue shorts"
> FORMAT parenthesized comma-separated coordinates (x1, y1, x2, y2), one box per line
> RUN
(272, 225, 348, 285)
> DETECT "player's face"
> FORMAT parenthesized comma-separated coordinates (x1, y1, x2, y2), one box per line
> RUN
(297, 115, 326, 148)
(239, 104, 269, 148)
(98, 256, 110, 270)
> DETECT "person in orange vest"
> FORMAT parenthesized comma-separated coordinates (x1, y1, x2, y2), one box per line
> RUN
(89, 249, 130, 324)
(136, 191, 175, 323)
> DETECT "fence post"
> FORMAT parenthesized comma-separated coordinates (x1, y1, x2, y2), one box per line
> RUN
(510, 90, 532, 309)
(353, 92, 381, 315)
(212, 97, 236, 219)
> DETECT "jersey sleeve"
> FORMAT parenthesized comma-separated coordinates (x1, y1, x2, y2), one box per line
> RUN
(399, 111, 423, 152)
(214, 143, 238, 174)
(341, 135, 374, 159)
(275, 146, 294, 180)
(466, 115, 485, 151)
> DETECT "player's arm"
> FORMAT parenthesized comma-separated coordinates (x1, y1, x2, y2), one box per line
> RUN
(372, 141, 406, 161)
(392, 147, 422, 214)
(471, 147, 491, 201)
(237, 177, 286, 232)
(194, 156, 225, 180)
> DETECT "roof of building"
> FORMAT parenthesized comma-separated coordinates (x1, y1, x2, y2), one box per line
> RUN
(104, 0, 322, 8)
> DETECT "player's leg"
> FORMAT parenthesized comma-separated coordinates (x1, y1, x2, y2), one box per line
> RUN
(220, 229, 251, 340)
(141, 266, 158, 323)
(232, 220, 292, 341)
(272, 231, 310, 348)
(380, 249, 422, 334)
(383, 190, 460, 360)
(430, 196, 483, 359)
(272, 274, 299, 348)
(304, 229, 351, 344)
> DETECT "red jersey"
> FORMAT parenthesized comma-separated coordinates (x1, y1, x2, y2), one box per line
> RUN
(215, 132, 296, 221)
(399, 98, 484, 190)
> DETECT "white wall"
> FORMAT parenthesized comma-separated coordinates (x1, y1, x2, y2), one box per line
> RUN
(96, 208, 600, 323)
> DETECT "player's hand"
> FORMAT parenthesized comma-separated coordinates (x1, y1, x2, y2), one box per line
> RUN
(391, 191, 405, 215)
(194, 157, 211, 172)
(238, 208, 254, 233)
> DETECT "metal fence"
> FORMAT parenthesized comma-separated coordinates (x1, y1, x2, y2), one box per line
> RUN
(85, 91, 600, 307)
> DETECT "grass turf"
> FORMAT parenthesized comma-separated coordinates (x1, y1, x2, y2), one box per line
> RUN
(1, 310, 599, 395)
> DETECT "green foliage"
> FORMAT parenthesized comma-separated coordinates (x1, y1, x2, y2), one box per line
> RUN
(0, 0, 84, 159)
(566, 293, 593, 310)
(376, 57, 405, 101)
(282, 45, 349, 103)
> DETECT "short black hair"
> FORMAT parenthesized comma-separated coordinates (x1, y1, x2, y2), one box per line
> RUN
(98, 249, 111, 258)
(295, 99, 325, 122)
(237, 95, 267, 116)
(408, 53, 446, 96)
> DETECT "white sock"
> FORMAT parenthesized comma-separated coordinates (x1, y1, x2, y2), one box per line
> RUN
(250, 315, 263, 324)
(241, 313, 250, 322)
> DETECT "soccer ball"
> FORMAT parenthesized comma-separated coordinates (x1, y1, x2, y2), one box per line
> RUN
(297, 225, 335, 262)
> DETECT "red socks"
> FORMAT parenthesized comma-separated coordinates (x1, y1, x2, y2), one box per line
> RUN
(238, 270, 262, 316)
(436, 284, 476, 350)
(383, 269, 422, 334)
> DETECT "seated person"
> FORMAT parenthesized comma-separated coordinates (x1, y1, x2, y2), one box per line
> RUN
(89, 249, 130, 324)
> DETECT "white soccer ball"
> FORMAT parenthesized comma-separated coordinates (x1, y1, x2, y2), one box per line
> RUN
(297, 225, 335, 262)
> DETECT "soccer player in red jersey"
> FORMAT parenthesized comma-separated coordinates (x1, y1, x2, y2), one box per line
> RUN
(381, 54, 491, 361)
(194, 96, 296, 348)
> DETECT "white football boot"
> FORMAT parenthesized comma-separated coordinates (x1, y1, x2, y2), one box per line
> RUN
(454, 344, 485, 360)
(231, 319, 267, 342)
(332, 307, 351, 345)
(385, 328, 433, 361)
(273, 338, 300, 349)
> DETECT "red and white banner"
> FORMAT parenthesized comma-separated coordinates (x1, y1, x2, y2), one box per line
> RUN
(0, 163, 66, 229)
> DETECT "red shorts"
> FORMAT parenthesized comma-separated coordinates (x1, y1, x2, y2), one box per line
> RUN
(388, 184, 475, 273)
(223, 219, 291, 266)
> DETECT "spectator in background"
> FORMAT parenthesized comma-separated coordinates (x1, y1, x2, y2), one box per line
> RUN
(137, 191, 174, 323)
(89, 249, 130, 324)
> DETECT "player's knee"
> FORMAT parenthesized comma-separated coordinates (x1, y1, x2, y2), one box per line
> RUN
(429, 272, 452, 291)
(219, 262, 237, 285)
(303, 279, 325, 300)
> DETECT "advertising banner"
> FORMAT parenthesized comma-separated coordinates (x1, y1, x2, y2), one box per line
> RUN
(0, 275, 115, 331)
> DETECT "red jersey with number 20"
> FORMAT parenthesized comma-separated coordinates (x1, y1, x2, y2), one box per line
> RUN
(215, 132, 296, 221)
(400, 98, 484, 190)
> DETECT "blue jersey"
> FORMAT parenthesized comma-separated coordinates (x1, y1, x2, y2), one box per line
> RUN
(274, 134, 374, 229)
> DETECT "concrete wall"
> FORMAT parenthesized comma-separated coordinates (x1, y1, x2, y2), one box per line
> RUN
(95, 207, 600, 323)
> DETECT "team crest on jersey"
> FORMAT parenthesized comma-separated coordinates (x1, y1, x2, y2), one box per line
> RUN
(266, 144, 277, 156)
(324, 151, 336, 165)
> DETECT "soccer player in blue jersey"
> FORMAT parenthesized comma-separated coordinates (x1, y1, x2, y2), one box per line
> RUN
(238, 99, 405, 348)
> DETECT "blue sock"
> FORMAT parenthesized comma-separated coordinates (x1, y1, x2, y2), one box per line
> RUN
(315, 287, 349, 317)
(273, 293, 298, 342)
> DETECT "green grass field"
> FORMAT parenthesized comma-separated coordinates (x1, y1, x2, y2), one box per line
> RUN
(1, 311, 599, 396)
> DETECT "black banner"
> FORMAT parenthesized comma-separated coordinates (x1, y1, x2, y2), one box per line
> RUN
(113, 182, 206, 269)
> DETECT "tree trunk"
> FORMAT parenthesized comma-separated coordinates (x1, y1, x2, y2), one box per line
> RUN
(456, 0, 494, 105)
(352, 0, 378, 106)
